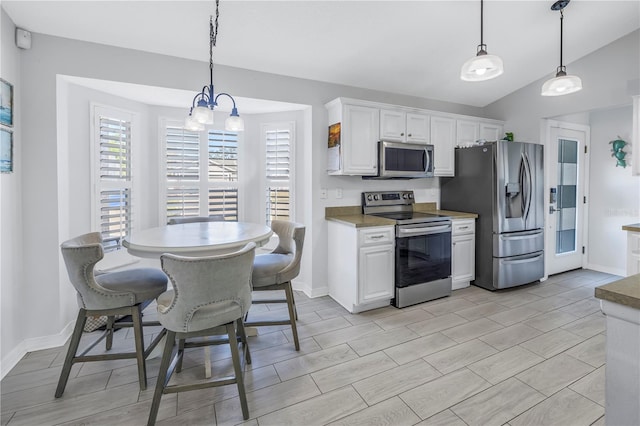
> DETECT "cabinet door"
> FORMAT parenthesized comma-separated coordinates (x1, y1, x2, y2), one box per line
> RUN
(431, 116, 456, 177)
(380, 109, 406, 142)
(456, 120, 479, 148)
(480, 123, 504, 142)
(359, 243, 394, 304)
(406, 113, 430, 144)
(452, 234, 475, 289)
(343, 105, 379, 175)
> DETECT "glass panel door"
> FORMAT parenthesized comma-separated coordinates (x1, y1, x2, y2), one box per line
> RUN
(556, 139, 578, 254)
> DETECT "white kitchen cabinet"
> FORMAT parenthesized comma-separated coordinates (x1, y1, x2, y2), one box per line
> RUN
(627, 230, 640, 276)
(430, 115, 456, 177)
(328, 222, 395, 313)
(456, 120, 480, 148)
(480, 122, 504, 141)
(380, 109, 430, 144)
(451, 218, 475, 290)
(326, 98, 379, 176)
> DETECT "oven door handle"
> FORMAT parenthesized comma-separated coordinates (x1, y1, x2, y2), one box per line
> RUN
(398, 225, 451, 237)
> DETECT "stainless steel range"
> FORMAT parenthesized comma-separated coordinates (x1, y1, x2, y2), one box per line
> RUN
(362, 191, 452, 308)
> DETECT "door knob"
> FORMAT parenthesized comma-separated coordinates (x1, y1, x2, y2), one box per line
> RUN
(549, 206, 557, 214)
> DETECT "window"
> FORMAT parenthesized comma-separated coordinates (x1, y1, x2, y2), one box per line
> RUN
(92, 106, 134, 252)
(264, 123, 294, 225)
(163, 123, 239, 222)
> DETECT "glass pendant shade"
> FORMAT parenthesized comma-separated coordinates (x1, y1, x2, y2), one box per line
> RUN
(184, 115, 204, 131)
(225, 115, 245, 132)
(541, 73, 582, 96)
(192, 106, 214, 124)
(460, 52, 504, 81)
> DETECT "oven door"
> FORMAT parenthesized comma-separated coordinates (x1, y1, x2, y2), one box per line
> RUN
(395, 224, 452, 288)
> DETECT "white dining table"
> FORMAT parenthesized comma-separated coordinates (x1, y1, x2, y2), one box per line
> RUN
(122, 221, 272, 377)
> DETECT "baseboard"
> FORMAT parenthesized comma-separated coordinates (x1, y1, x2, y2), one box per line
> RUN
(585, 263, 626, 277)
(292, 279, 329, 299)
(0, 320, 74, 380)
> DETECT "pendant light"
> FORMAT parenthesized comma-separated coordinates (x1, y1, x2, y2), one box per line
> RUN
(460, 0, 504, 82)
(185, 0, 244, 131)
(541, 0, 582, 96)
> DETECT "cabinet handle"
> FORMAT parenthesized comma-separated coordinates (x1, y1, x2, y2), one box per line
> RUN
(458, 226, 469, 230)
(401, 132, 404, 136)
(370, 235, 385, 239)
(408, 133, 412, 137)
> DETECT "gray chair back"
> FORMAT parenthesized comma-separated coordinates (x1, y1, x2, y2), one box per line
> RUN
(158, 242, 256, 333)
(269, 220, 305, 283)
(60, 232, 135, 310)
(167, 215, 224, 225)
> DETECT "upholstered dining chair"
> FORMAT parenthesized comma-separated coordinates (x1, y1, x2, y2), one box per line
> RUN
(147, 242, 256, 425)
(244, 220, 305, 351)
(56, 232, 168, 397)
(167, 215, 225, 225)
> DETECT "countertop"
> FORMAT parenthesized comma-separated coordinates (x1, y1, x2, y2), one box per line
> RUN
(595, 273, 640, 310)
(622, 223, 640, 232)
(325, 203, 478, 228)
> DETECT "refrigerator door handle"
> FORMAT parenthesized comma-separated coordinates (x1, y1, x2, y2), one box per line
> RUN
(500, 229, 543, 240)
(522, 152, 533, 223)
(500, 253, 544, 265)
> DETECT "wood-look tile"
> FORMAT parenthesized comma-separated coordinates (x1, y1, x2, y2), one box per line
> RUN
(487, 306, 541, 326)
(559, 298, 602, 318)
(556, 287, 596, 302)
(424, 339, 498, 375)
(311, 351, 397, 393)
(274, 344, 358, 381)
(406, 313, 468, 336)
(282, 316, 352, 340)
(246, 337, 322, 370)
(0, 364, 81, 395)
(421, 298, 478, 316)
(510, 388, 604, 426)
(519, 328, 585, 358)
(522, 296, 574, 313)
(451, 377, 545, 426)
(156, 401, 215, 426)
(58, 394, 178, 425)
(313, 322, 383, 349)
(400, 368, 491, 419)
(352, 359, 441, 405)
(516, 353, 594, 396)
(327, 396, 420, 426)
(347, 327, 419, 356)
(315, 307, 351, 320)
(441, 318, 504, 343)
(478, 323, 543, 351)
(215, 375, 321, 424)
(490, 291, 542, 308)
(468, 346, 544, 385)
(6, 353, 58, 377)
(455, 302, 509, 321)
(383, 332, 457, 365)
(565, 334, 606, 368)
(561, 313, 606, 338)
(591, 415, 606, 426)
(373, 309, 434, 330)
(256, 386, 366, 426)
(417, 409, 467, 426)
(523, 310, 580, 332)
(569, 366, 605, 406)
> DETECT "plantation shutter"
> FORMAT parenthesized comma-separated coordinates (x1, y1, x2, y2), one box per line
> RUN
(265, 127, 291, 224)
(98, 116, 132, 251)
(165, 126, 200, 220)
(208, 130, 239, 220)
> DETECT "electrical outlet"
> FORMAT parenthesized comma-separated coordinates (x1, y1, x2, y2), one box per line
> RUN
(320, 188, 328, 199)
(335, 188, 343, 199)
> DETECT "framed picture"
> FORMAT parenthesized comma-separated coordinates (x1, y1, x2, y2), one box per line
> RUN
(1, 78, 13, 127)
(1, 128, 13, 173)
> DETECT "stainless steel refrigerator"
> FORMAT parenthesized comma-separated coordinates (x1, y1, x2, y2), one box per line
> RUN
(441, 141, 544, 290)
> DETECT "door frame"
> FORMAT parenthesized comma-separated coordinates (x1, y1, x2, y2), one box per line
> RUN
(542, 119, 591, 279)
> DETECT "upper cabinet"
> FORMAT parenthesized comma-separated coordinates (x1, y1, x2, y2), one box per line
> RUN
(325, 97, 504, 177)
(326, 99, 379, 176)
(380, 109, 430, 144)
(431, 115, 456, 177)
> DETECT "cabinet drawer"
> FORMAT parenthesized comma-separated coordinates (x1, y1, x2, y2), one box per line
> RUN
(452, 219, 475, 236)
(359, 227, 395, 247)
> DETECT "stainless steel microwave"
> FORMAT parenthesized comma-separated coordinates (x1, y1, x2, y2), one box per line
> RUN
(366, 141, 434, 179)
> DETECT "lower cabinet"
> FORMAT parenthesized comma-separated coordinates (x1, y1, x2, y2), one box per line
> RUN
(627, 230, 640, 276)
(452, 218, 476, 290)
(328, 222, 395, 313)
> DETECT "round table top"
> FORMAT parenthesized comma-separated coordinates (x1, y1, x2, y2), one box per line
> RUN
(123, 221, 273, 258)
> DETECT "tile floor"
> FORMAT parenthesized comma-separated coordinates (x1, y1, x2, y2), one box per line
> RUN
(1, 269, 617, 425)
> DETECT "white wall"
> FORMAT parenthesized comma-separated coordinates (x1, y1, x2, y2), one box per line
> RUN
(587, 106, 640, 275)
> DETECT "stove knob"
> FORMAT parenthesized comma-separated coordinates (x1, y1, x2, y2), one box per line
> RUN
(374, 194, 380, 201)
(408, 193, 414, 199)
(367, 194, 373, 201)
(402, 193, 408, 199)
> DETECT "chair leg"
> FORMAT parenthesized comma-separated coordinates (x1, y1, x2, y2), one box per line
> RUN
(55, 309, 87, 398)
(236, 318, 251, 365)
(147, 330, 176, 426)
(131, 305, 148, 391)
(284, 282, 300, 351)
(106, 316, 115, 350)
(176, 339, 186, 373)
(228, 323, 249, 420)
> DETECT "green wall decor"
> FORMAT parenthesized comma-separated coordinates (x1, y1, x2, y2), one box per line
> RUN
(609, 137, 628, 168)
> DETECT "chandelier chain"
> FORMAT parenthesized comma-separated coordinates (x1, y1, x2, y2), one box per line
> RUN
(209, 0, 220, 74)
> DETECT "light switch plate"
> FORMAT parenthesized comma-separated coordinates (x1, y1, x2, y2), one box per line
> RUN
(320, 188, 327, 199)
(335, 188, 343, 199)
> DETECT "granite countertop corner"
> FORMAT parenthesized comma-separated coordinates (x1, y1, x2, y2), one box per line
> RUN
(595, 274, 640, 310)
